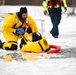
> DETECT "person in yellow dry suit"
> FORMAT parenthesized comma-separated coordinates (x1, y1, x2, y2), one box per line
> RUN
(0, 7, 38, 50)
(21, 32, 50, 53)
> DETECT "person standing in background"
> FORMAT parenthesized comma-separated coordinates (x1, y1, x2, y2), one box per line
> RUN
(42, 0, 67, 38)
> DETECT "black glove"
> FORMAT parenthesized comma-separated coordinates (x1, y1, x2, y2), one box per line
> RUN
(27, 27, 32, 33)
(44, 10, 47, 15)
(64, 7, 67, 12)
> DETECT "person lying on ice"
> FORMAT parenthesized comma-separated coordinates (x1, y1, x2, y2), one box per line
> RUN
(0, 7, 38, 50)
(21, 32, 50, 53)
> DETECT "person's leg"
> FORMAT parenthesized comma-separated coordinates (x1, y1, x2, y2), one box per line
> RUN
(48, 8, 61, 38)
(53, 8, 61, 37)
(0, 32, 20, 50)
(48, 9, 57, 37)
(0, 41, 18, 50)
(50, 11, 59, 37)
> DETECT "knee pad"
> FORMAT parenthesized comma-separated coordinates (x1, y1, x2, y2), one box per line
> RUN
(5, 44, 17, 50)
(3, 42, 18, 50)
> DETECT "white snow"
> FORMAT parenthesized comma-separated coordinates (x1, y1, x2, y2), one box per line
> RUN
(0, 6, 76, 75)
(0, 58, 76, 75)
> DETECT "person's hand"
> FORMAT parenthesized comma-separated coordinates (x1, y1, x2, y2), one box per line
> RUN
(44, 10, 47, 15)
(16, 28, 24, 35)
(27, 27, 32, 33)
(64, 7, 67, 12)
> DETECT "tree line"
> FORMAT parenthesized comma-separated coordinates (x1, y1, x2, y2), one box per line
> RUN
(0, 0, 76, 7)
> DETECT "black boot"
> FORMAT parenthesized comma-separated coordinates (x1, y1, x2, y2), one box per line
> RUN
(0, 40, 4, 48)
(50, 31, 58, 38)
(0, 40, 1, 43)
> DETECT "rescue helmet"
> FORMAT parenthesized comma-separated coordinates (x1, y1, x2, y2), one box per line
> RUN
(20, 7, 27, 15)
(32, 32, 42, 42)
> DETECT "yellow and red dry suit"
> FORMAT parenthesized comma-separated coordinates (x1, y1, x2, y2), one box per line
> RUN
(1, 13, 38, 50)
(21, 37, 50, 53)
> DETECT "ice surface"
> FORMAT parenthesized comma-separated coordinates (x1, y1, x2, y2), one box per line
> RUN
(0, 6, 76, 75)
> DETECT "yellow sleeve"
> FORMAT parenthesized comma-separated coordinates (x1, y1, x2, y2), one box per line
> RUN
(42, 0, 47, 11)
(27, 16, 38, 33)
(2, 14, 16, 33)
(62, 0, 67, 8)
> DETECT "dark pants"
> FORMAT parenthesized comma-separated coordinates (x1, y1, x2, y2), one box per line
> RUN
(48, 8, 61, 36)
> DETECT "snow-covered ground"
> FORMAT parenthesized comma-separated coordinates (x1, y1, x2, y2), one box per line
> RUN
(0, 58, 76, 75)
(0, 6, 76, 75)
